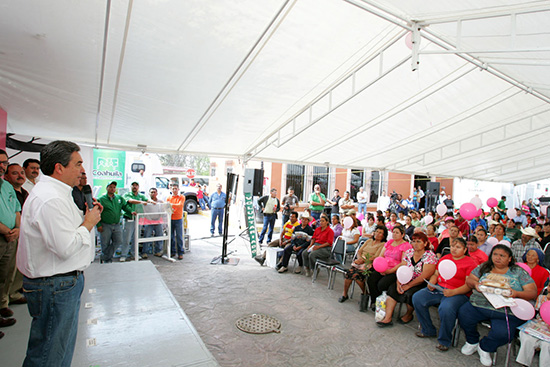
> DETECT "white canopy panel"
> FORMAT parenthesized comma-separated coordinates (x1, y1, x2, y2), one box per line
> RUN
(1, 0, 549, 184)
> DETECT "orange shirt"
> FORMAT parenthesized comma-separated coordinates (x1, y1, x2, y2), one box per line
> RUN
(167, 195, 185, 220)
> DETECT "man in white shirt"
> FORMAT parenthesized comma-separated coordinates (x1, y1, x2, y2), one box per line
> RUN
(22, 158, 40, 193)
(356, 187, 368, 217)
(377, 190, 390, 212)
(17, 141, 102, 367)
(257, 188, 280, 244)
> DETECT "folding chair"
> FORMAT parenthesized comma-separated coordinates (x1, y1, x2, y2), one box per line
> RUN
(312, 237, 345, 285)
(329, 245, 361, 291)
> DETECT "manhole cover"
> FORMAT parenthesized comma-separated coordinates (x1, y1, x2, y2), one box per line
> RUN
(235, 314, 281, 334)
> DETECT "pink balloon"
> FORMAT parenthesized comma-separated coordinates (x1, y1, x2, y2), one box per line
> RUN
(424, 215, 433, 225)
(357, 213, 364, 221)
(511, 298, 535, 320)
(438, 259, 457, 281)
(476, 209, 483, 217)
(517, 263, 532, 276)
(460, 203, 477, 220)
(507, 208, 516, 219)
(487, 197, 498, 208)
(436, 203, 447, 217)
(396, 266, 414, 284)
(405, 32, 413, 49)
(470, 196, 483, 210)
(487, 237, 499, 246)
(343, 217, 354, 229)
(373, 257, 389, 273)
(540, 301, 550, 325)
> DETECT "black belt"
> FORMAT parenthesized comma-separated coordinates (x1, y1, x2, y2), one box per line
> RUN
(50, 270, 83, 278)
(29, 270, 83, 280)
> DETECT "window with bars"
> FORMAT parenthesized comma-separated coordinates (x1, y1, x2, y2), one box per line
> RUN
(286, 164, 305, 201)
(350, 169, 364, 201)
(312, 166, 330, 195)
(370, 171, 381, 202)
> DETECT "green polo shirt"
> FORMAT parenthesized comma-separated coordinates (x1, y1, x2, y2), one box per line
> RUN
(309, 192, 326, 212)
(97, 193, 131, 227)
(0, 180, 21, 229)
(122, 192, 148, 219)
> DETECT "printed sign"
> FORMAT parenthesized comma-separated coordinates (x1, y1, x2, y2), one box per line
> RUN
(92, 149, 126, 197)
(244, 192, 259, 257)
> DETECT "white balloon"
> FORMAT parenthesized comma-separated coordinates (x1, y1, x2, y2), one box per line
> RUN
(507, 208, 517, 219)
(436, 203, 447, 217)
(438, 259, 457, 281)
(424, 215, 433, 225)
(470, 196, 483, 210)
(397, 266, 414, 284)
(487, 237, 498, 246)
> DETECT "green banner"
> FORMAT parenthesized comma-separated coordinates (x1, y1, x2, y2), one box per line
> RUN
(92, 149, 126, 197)
(244, 192, 259, 257)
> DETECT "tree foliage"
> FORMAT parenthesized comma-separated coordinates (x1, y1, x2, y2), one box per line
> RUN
(157, 154, 210, 176)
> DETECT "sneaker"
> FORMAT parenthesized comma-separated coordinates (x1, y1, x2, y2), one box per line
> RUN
(304, 269, 310, 277)
(338, 295, 349, 303)
(461, 341, 478, 356)
(294, 268, 302, 274)
(477, 345, 492, 366)
(154, 252, 163, 257)
(278, 266, 288, 273)
(142, 253, 148, 259)
(119, 257, 126, 262)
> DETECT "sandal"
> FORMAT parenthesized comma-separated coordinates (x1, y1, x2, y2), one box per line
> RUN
(397, 316, 413, 324)
(436, 344, 449, 352)
(338, 295, 349, 303)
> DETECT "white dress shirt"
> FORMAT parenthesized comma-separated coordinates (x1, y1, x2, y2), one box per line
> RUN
(22, 177, 37, 193)
(17, 175, 94, 278)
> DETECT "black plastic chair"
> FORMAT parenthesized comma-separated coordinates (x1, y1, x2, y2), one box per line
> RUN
(312, 237, 345, 286)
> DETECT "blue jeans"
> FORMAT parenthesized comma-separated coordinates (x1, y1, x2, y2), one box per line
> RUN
(281, 214, 290, 229)
(143, 224, 163, 254)
(198, 198, 206, 210)
(121, 218, 136, 258)
(99, 223, 123, 263)
(412, 287, 469, 347)
(311, 210, 322, 221)
(22, 273, 85, 367)
(358, 203, 367, 216)
(171, 218, 184, 256)
(211, 208, 224, 235)
(458, 301, 524, 353)
(259, 214, 277, 244)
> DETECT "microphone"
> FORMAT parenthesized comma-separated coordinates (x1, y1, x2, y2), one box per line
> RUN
(82, 185, 95, 211)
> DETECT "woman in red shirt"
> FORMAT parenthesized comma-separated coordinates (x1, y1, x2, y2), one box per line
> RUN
(522, 248, 549, 294)
(412, 237, 477, 352)
(302, 214, 334, 277)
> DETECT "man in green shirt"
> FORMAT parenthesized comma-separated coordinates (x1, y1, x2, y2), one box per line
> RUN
(97, 181, 132, 263)
(308, 184, 326, 221)
(120, 182, 152, 261)
(497, 196, 506, 215)
(0, 150, 22, 332)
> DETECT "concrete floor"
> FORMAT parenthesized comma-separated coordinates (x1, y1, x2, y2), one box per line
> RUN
(0, 211, 539, 366)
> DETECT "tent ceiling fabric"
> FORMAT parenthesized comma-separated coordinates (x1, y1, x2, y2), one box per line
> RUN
(1, 0, 549, 184)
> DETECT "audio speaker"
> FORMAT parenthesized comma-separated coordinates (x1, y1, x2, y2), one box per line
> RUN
(426, 182, 440, 196)
(244, 169, 264, 196)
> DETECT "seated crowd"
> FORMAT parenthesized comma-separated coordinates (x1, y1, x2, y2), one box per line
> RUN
(254, 190, 550, 367)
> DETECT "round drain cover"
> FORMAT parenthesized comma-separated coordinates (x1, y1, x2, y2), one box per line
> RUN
(235, 314, 281, 334)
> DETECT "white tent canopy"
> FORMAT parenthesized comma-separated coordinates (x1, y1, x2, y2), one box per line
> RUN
(2, 0, 550, 184)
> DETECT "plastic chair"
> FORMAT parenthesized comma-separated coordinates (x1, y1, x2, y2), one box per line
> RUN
(312, 237, 346, 285)
(329, 245, 361, 291)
